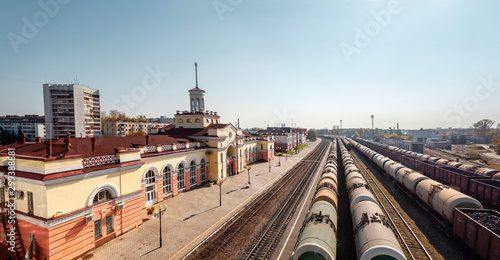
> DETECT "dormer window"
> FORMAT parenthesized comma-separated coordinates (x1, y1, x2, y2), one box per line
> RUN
(178, 119, 184, 123)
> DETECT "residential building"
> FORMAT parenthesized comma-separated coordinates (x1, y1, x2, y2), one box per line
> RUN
(102, 121, 171, 136)
(0, 115, 45, 142)
(43, 83, 101, 139)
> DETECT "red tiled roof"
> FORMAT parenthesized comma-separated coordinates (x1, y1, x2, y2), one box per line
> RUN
(0, 135, 187, 159)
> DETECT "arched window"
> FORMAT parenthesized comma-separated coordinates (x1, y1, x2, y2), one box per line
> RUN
(178, 119, 183, 123)
(191, 98, 194, 111)
(195, 118, 200, 123)
(201, 99, 204, 111)
(196, 98, 200, 112)
(221, 153, 223, 162)
(190, 160, 196, 185)
(187, 118, 192, 123)
(200, 158, 207, 181)
(92, 189, 112, 204)
(260, 144, 263, 149)
(211, 119, 214, 123)
(178, 164, 185, 190)
(163, 166, 172, 194)
(145, 170, 155, 184)
(206, 118, 209, 123)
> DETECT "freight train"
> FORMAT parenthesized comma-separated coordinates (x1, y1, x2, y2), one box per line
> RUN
(357, 138, 500, 207)
(351, 138, 500, 259)
(339, 139, 405, 260)
(293, 140, 339, 260)
(348, 137, 483, 223)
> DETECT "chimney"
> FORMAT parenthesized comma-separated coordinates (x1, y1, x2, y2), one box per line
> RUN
(64, 132, 71, 150)
(35, 136, 41, 144)
(45, 140, 53, 158)
(91, 137, 96, 151)
(146, 135, 149, 146)
(19, 133, 26, 144)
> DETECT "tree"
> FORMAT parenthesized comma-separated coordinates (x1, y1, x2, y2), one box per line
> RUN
(307, 129, 317, 141)
(472, 119, 495, 138)
(127, 131, 146, 136)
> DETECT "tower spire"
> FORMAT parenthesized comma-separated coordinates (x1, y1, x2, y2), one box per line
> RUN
(195, 62, 198, 89)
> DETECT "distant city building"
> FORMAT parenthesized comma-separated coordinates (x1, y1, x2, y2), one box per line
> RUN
(103, 121, 171, 136)
(43, 83, 101, 139)
(147, 116, 175, 124)
(0, 115, 45, 142)
(409, 129, 436, 142)
(426, 138, 452, 149)
(258, 127, 306, 152)
(394, 140, 425, 153)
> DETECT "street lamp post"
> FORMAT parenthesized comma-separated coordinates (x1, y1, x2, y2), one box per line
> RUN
(245, 166, 251, 185)
(269, 158, 271, 172)
(218, 178, 223, 207)
(278, 154, 281, 166)
(151, 204, 167, 248)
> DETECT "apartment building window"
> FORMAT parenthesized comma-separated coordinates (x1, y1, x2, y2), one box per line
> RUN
(94, 219, 102, 239)
(93, 190, 112, 204)
(27, 191, 34, 215)
(106, 215, 114, 233)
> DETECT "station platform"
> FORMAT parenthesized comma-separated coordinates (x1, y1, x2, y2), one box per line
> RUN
(80, 140, 320, 260)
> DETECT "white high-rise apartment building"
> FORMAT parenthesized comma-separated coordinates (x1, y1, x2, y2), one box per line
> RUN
(43, 83, 101, 139)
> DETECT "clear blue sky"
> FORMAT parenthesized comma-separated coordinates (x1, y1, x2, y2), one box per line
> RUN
(1, 0, 499, 130)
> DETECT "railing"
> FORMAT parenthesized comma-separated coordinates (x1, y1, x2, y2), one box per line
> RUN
(82, 155, 119, 167)
(161, 145, 173, 151)
(177, 143, 186, 149)
(143, 146, 158, 153)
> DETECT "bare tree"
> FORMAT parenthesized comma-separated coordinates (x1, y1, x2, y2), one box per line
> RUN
(472, 119, 495, 137)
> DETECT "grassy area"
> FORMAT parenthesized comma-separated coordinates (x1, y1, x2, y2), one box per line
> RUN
(278, 151, 295, 155)
(469, 144, 486, 150)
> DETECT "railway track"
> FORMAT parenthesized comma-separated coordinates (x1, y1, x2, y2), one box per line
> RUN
(182, 140, 329, 260)
(349, 148, 433, 260)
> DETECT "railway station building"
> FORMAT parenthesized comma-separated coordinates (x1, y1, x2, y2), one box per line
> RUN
(0, 84, 274, 259)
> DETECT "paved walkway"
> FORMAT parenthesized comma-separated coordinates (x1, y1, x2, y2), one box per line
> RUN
(80, 140, 320, 260)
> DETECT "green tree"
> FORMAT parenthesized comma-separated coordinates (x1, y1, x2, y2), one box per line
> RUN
(307, 129, 317, 141)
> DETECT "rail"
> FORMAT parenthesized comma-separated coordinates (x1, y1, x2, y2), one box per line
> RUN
(182, 140, 330, 260)
(349, 146, 433, 260)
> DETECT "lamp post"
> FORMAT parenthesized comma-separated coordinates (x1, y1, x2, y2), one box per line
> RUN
(245, 166, 251, 185)
(278, 154, 281, 166)
(151, 204, 167, 248)
(218, 178, 223, 207)
(269, 158, 271, 172)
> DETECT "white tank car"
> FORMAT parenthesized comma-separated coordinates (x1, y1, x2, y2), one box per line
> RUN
(375, 156, 390, 169)
(403, 172, 428, 194)
(351, 200, 406, 260)
(387, 163, 405, 179)
(415, 179, 483, 222)
(394, 167, 414, 186)
(324, 163, 337, 173)
(321, 172, 338, 186)
(348, 176, 377, 208)
(345, 164, 359, 176)
(383, 160, 396, 174)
